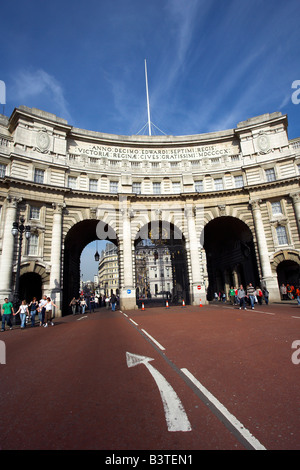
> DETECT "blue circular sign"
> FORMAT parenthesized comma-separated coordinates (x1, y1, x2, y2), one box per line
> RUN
(127, 289, 131, 294)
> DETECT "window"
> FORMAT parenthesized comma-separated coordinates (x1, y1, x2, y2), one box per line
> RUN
(110, 181, 118, 194)
(214, 178, 223, 191)
(276, 225, 288, 245)
(34, 169, 44, 184)
(297, 164, 300, 175)
(265, 168, 276, 182)
(195, 180, 203, 192)
(153, 182, 161, 194)
(27, 234, 39, 256)
(271, 201, 282, 215)
(172, 182, 181, 194)
(89, 179, 98, 192)
(68, 176, 77, 189)
(234, 175, 244, 188)
(29, 206, 40, 220)
(0, 163, 6, 178)
(132, 182, 141, 194)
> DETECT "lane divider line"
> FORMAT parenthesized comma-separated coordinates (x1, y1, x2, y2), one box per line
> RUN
(129, 318, 138, 326)
(141, 329, 166, 351)
(181, 368, 266, 450)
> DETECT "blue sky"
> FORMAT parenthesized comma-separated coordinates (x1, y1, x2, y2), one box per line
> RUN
(1, 0, 300, 279)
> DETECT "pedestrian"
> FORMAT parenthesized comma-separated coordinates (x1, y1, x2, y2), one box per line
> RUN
(44, 297, 57, 327)
(295, 286, 300, 307)
(69, 297, 77, 315)
(80, 297, 87, 314)
(105, 295, 110, 309)
(280, 283, 287, 300)
(237, 285, 247, 310)
(246, 283, 256, 309)
(110, 293, 117, 311)
(15, 300, 29, 329)
(256, 287, 263, 305)
(1, 298, 14, 331)
(29, 297, 39, 327)
(229, 286, 235, 305)
(89, 294, 95, 313)
(262, 287, 269, 305)
(39, 295, 47, 326)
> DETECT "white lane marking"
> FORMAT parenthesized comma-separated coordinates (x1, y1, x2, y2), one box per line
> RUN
(126, 352, 191, 432)
(77, 316, 88, 320)
(292, 316, 300, 319)
(129, 318, 138, 326)
(141, 329, 165, 350)
(181, 368, 266, 450)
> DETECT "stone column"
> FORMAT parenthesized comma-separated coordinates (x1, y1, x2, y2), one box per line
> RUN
(0, 197, 21, 303)
(185, 204, 206, 305)
(289, 192, 300, 237)
(119, 204, 136, 310)
(49, 202, 65, 316)
(250, 199, 280, 301)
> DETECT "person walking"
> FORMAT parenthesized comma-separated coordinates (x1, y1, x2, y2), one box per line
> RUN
(295, 286, 300, 307)
(229, 287, 235, 305)
(247, 283, 256, 309)
(44, 298, 57, 327)
(89, 294, 95, 313)
(1, 298, 14, 331)
(69, 297, 77, 315)
(29, 297, 39, 327)
(39, 295, 47, 326)
(80, 297, 87, 314)
(262, 287, 269, 305)
(110, 293, 117, 312)
(237, 285, 247, 310)
(15, 300, 29, 329)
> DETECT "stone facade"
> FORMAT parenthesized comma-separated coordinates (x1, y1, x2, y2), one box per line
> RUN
(0, 106, 299, 314)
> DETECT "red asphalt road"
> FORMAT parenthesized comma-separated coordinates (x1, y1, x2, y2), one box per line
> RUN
(0, 301, 299, 451)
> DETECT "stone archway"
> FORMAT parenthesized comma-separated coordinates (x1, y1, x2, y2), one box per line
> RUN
(134, 220, 190, 307)
(62, 219, 117, 314)
(272, 250, 300, 287)
(203, 216, 259, 300)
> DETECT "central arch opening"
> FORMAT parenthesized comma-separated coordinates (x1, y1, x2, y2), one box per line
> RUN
(62, 220, 118, 314)
(203, 216, 259, 300)
(134, 220, 189, 307)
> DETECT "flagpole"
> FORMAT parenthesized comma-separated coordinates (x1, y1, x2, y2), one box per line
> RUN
(144, 59, 151, 136)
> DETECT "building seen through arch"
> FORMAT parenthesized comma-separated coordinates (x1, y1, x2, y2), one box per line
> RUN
(0, 107, 299, 313)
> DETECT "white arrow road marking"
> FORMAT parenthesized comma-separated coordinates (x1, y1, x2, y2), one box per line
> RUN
(126, 352, 192, 432)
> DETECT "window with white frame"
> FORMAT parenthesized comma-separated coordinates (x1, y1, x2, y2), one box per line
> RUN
(34, 168, 44, 184)
(234, 175, 244, 188)
(68, 176, 77, 189)
(271, 201, 282, 215)
(265, 168, 276, 182)
(110, 181, 118, 194)
(172, 182, 181, 193)
(0, 163, 6, 178)
(89, 178, 98, 192)
(153, 182, 161, 194)
(132, 182, 141, 194)
(29, 206, 40, 220)
(27, 233, 39, 256)
(214, 178, 223, 191)
(195, 180, 203, 192)
(297, 163, 300, 175)
(276, 225, 288, 245)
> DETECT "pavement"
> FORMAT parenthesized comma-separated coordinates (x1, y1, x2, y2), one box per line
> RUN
(0, 301, 299, 452)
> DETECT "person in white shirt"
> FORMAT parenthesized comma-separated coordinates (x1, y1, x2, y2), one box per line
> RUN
(44, 297, 57, 327)
(39, 295, 47, 326)
(15, 300, 29, 329)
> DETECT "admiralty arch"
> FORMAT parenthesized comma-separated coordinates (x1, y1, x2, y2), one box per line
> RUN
(0, 106, 299, 315)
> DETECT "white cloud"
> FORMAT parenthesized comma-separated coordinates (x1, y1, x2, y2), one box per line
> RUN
(12, 69, 73, 122)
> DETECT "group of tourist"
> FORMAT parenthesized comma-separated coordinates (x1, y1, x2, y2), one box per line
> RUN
(69, 293, 119, 315)
(215, 284, 270, 310)
(279, 283, 300, 303)
(1, 295, 57, 332)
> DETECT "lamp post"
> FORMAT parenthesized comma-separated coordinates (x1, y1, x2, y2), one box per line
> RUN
(11, 216, 31, 311)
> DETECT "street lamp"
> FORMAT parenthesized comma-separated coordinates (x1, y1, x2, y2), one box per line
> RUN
(11, 216, 31, 310)
(94, 239, 100, 262)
